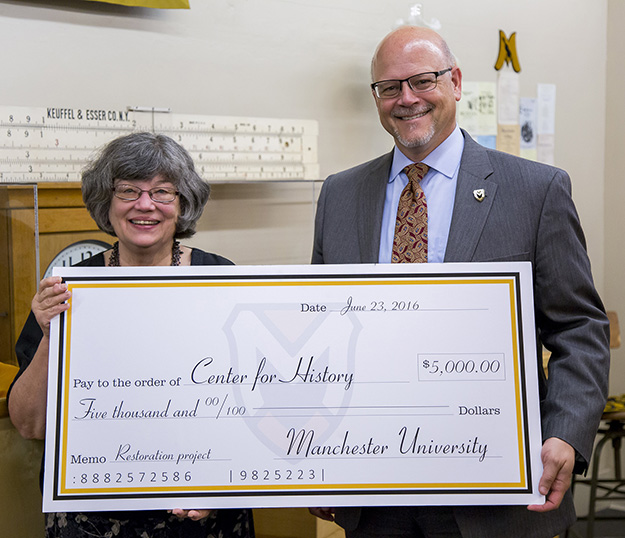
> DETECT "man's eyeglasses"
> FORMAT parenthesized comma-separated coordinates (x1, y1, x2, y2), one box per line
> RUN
(112, 184, 179, 203)
(371, 68, 453, 99)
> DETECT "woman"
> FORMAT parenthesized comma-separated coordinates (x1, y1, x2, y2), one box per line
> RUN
(7, 132, 254, 538)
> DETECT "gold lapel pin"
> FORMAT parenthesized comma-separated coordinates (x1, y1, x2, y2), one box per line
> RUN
(473, 189, 486, 202)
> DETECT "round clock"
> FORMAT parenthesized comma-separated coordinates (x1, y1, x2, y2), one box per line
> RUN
(43, 239, 112, 279)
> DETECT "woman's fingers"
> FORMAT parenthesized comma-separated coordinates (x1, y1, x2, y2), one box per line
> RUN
(32, 277, 71, 334)
(170, 509, 213, 521)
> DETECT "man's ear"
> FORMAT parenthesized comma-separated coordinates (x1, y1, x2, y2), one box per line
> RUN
(451, 66, 462, 102)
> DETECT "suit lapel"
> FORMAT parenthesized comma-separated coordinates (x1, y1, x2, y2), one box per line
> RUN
(357, 152, 393, 262)
(444, 132, 498, 262)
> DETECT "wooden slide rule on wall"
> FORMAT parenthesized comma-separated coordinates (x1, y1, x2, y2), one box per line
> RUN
(0, 106, 319, 184)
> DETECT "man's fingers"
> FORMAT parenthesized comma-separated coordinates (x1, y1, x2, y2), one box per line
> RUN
(309, 507, 335, 521)
(527, 437, 575, 513)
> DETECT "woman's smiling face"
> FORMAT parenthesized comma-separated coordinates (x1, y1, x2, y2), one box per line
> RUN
(109, 175, 180, 255)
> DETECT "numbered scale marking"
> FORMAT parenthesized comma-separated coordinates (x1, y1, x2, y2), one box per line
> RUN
(0, 106, 319, 183)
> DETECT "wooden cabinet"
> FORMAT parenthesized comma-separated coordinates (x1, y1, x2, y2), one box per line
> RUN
(0, 183, 112, 365)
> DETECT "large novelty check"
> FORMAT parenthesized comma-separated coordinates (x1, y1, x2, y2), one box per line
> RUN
(44, 262, 544, 512)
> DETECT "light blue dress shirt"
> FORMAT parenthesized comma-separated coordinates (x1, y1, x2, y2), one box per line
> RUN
(378, 126, 465, 263)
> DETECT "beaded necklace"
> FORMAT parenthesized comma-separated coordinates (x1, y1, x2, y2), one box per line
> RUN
(108, 240, 182, 267)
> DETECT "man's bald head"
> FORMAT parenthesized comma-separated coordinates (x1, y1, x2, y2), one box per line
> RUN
(371, 26, 456, 82)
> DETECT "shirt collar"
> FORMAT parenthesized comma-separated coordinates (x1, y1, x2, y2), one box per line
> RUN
(389, 125, 464, 182)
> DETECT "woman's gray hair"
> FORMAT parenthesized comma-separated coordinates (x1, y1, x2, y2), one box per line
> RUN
(82, 132, 210, 239)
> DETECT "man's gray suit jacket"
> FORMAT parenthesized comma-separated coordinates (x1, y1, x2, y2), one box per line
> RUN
(312, 131, 610, 538)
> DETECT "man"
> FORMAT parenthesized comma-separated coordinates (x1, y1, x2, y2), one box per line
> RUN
(310, 26, 610, 538)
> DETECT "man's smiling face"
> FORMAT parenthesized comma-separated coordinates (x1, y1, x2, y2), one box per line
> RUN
(371, 27, 462, 162)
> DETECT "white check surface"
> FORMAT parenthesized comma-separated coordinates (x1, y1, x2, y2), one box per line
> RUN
(44, 262, 543, 512)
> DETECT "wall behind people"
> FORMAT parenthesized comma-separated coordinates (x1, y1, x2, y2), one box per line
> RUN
(0, 1, 618, 388)
(605, 0, 625, 400)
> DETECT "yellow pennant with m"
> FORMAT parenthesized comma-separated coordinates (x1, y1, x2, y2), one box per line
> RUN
(85, 0, 189, 8)
(494, 30, 521, 73)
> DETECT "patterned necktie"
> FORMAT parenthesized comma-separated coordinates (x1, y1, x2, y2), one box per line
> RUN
(392, 162, 429, 263)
